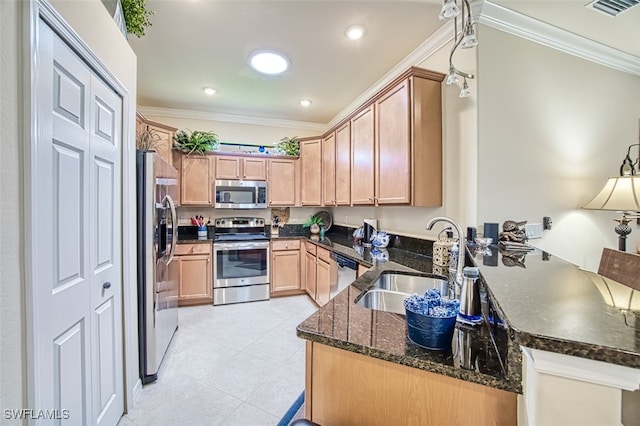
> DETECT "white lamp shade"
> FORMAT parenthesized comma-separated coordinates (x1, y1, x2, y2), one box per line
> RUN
(582, 176, 640, 211)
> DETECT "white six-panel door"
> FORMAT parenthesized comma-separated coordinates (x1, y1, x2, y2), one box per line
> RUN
(34, 16, 123, 426)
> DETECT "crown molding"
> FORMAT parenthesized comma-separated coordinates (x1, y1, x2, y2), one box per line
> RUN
(479, 1, 640, 77)
(327, 20, 455, 129)
(137, 105, 328, 132)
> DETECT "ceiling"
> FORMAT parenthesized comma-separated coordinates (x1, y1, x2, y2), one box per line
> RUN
(128, 0, 640, 126)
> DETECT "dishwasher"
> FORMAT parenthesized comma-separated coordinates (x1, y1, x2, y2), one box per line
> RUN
(329, 252, 358, 299)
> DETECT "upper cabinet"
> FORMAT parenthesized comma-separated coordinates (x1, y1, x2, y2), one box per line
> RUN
(350, 105, 375, 205)
(174, 154, 215, 206)
(136, 112, 177, 167)
(322, 133, 336, 206)
(334, 122, 351, 206)
(268, 158, 299, 207)
(350, 68, 443, 207)
(300, 138, 323, 206)
(215, 155, 266, 181)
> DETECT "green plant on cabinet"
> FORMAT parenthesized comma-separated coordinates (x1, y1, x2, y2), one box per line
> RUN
(173, 129, 220, 155)
(121, 0, 154, 37)
(274, 136, 300, 156)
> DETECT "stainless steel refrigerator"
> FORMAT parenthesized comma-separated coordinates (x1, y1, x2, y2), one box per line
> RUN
(136, 151, 179, 384)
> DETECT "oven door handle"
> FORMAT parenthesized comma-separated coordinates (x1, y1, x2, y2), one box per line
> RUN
(214, 241, 270, 251)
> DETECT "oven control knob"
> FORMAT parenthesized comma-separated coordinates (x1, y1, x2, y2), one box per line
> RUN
(220, 220, 226, 225)
(215, 220, 221, 226)
(257, 219, 263, 225)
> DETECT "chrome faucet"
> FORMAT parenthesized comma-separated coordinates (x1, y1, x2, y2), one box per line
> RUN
(426, 216, 465, 297)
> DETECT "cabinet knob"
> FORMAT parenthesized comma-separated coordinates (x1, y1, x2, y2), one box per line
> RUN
(103, 281, 111, 289)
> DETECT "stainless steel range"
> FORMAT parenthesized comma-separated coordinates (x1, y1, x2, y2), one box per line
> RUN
(213, 217, 270, 305)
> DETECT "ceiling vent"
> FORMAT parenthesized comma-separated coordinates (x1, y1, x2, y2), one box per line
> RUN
(586, 0, 640, 16)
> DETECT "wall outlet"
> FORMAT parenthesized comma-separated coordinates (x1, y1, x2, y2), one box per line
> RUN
(525, 223, 543, 239)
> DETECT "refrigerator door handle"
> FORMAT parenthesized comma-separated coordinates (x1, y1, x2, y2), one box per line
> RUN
(164, 194, 178, 264)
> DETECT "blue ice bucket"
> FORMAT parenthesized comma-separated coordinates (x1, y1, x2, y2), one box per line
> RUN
(405, 308, 456, 351)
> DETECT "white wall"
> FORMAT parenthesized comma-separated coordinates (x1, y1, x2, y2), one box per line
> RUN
(0, 0, 139, 413)
(331, 38, 477, 240)
(0, 0, 26, 413)
(477, 25, 640, 270)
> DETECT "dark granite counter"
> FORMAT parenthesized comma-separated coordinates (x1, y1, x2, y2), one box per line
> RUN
(292, 228, 520, 393)
(471, 246, 640, 369)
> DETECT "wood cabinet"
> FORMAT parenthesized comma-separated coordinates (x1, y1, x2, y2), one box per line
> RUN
(268, 158, 298, 206)
(335, 122, 351, 205)
(322, 133, 336, 206)
(375, 79, 411, 204)
(305, 342, 517, 425)
(215, 155, 267, 181)
(315, 248, 331, 306)
(175, 242, 212, 305)
(305, 251, 317, 300)
(174, 154, 214, 206)
(357, 263, 370, 278)
(303, 242, 331, 306)
(350, 105, 375, 205)
(136, 112, 177, 167)
(300, 138, 322, 206)
(270, 239, 303, 295)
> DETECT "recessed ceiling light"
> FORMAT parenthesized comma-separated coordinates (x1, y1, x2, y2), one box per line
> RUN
(249, 50, 290, 75)
(203, 87, 217, 96)
(299, 99, 312, 107)
(345, 25, 365, 40)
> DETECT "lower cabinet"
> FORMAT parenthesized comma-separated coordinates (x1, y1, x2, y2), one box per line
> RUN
(175, 242, 213, 306)
(304, 241, 331, 306)
(270, 239, 303, 295)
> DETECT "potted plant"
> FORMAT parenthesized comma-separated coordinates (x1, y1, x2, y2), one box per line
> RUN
(121, 0, 154, 37)
(303, 215, 324, 235)
(274, 136, 300, 156)
(136, 127, 160, 151)
(173, 129, 219, 155)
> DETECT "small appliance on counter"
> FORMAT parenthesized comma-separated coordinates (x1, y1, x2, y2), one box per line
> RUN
(363, 218, 378, 247)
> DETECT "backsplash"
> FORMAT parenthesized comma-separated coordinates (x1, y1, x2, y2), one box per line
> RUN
(176, 206, 321, 226)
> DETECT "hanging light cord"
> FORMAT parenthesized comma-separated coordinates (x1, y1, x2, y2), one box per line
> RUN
(448, 0, 475, 80)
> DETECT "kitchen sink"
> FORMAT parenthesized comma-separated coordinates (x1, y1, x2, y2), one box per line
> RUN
(372, 272, 448, 297)
(355, 289, 409, 315)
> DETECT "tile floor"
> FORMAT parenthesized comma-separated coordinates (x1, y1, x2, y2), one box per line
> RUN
(118, 295, 318, 426)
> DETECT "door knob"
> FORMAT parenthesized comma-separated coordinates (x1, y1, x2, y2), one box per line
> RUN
(103, 281, 112, 289)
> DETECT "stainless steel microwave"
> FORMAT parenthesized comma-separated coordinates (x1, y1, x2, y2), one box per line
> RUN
(214, 180, 268, 209)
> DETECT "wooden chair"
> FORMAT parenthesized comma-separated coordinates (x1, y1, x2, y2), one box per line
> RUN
(597, 248, 640, 292)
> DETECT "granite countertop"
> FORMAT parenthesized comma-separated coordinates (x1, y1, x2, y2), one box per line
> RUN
(296, 258, 520, 392)
(292, 230, 521, 393)
(471, 246, 640, 369)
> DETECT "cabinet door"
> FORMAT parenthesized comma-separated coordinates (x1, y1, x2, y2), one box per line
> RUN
(242, 158, 267, 180)
(268, 159, 297, 206)
(301, 139, 323, 206)
(335, 122, 351, 205)
(351, 105, 375, 205)
(177, 254, 212, 303)
(215, 156, 241, 179)
(376, 79, 411, 204)
(271, 250, 301, 293)
(305, 251, 317, 300)
(316, 258, 331, 307)
(181, 155, 213, 205)
(147, 122, 175, 168)
(322, 133, 336, 206)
